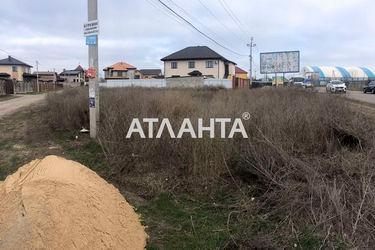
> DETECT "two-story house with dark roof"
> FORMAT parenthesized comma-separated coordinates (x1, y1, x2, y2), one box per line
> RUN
(0, 56, 32, 81)
(161, 46, 236, 79)
(60, 65, 86, 86)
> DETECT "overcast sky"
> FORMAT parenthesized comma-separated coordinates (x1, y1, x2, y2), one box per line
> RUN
(0, 0, 374, 76)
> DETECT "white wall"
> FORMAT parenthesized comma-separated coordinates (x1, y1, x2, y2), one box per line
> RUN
(103, 79, 166, 88)
(102, 78, 233, 89)
(164, 60, 235, 79)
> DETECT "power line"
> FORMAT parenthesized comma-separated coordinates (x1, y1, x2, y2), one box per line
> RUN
(155, 0, 247, 56)
(220, 0, 249, 35)
(218, 0, 249, 39)
(145, 0, 189, 28)
(145, 0, 208, 44)
(0, 48, 38, 68)
(166, 0, 233, 47)
(0, 48, 10, 56)
(196, 0, 246, 44)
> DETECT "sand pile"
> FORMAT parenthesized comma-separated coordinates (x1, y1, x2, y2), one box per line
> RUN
(0, 155, 147, 250)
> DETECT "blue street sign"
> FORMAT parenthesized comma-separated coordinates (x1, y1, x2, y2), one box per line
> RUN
(86, 35, 97, 46)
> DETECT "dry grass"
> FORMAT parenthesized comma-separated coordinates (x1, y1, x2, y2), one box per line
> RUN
(45, 87, 89, 131)
(46, 87, 375, 248)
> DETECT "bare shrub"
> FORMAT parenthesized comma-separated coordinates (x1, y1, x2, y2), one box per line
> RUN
(45, 87, 89, 130)
(44, 86, 375, 247)
(98, 87, 375, 247)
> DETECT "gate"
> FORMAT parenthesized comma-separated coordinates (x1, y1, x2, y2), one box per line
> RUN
(5, 80, 14, 95)
(0, 79, 14, 95)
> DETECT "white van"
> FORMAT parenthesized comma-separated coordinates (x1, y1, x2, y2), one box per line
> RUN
(289, 77, 305, 86)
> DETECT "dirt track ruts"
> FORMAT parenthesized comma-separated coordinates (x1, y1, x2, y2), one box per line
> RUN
(0, 94, 46, 119)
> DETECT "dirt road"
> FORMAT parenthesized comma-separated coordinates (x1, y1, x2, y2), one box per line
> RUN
(0, 94, 46, 119)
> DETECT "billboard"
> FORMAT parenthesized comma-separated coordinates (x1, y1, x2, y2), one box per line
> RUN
(260, 51, 300, 74)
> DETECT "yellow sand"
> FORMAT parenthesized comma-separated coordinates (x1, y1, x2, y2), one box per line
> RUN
(0, 155, 147, 250)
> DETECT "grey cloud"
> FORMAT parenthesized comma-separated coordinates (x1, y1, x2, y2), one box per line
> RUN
(0, 0, 374, 73)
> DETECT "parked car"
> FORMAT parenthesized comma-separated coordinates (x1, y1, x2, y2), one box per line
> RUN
(301, 79, 313, 89)
(326, 80, 347, 93)
(363, 81, 375, 94)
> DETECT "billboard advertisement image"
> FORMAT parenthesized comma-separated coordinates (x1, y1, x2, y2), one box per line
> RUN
(260, 51, 300, 74)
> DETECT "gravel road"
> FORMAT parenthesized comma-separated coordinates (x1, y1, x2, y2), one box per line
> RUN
(0, 94, 46, 119)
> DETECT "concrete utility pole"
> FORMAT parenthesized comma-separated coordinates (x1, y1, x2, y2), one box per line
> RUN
(88, 0, 99, 79)
(88, 0, 99, 139)
(36, 60, 39, 93)
(247, 37, 256, 87)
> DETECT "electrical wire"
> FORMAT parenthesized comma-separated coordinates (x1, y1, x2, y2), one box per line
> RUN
(0, 48, 38, 69)
(155, 0, 247, 56)
(145, 0, 190, 29)
(218, 0, 250, 39)
(0, 48, 10, 55)
(196, 0, 246, 44)
(166, 0, 234, 48)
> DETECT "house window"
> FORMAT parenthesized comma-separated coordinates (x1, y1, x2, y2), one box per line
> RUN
(12, 66, 17, 72)
(188, 61, 195, 69)
(118, 71, 123, 77)
(171, 62, 178, 69)
(206, 60, 214, 68)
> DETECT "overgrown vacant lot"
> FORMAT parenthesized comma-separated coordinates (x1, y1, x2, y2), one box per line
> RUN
(2, 87, 375, 249)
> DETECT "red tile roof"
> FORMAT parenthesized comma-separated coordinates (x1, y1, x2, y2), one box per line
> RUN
(235, 66, 248, 74)
(105, 62, 137, 71)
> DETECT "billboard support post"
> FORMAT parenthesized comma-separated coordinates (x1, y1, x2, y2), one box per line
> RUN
(275, 73, 277, 86)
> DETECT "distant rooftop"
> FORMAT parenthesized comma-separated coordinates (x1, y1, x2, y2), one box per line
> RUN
(0, 56, 32, 67)
(60, 65, 85, 76)
(161, 46, 236, 65)
(60, 70, 82, 76)
(139, 69, 162, 75)
(104, 62, 137, 71)
(235, 66, 248, 74)
(75, 65, 85, 72)
(34, 71, 57, 75)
